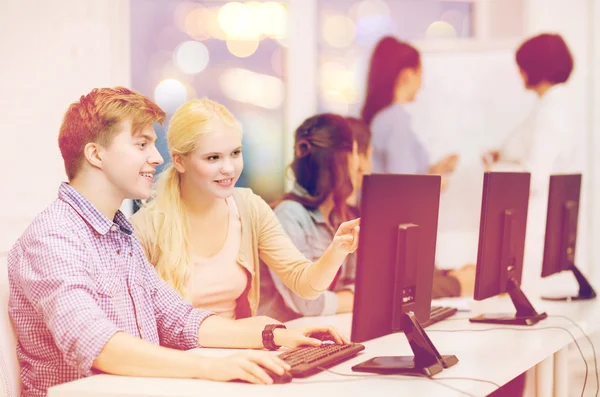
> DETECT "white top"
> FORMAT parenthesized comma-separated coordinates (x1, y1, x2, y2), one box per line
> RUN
(187, 197, 247, 319)
(491, 84, 578, 295)
(495, 84, 575, 195)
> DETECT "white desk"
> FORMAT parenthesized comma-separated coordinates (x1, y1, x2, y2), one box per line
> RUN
(48, 297, 600, 397)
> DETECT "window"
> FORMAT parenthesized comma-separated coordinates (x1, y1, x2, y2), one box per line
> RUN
(131, 0, 288, 202)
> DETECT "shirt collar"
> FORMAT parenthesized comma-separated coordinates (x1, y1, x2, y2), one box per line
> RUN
(538, 83, 566, 105)
(291, 183, 328, 225)
(58, 182, 133, 235)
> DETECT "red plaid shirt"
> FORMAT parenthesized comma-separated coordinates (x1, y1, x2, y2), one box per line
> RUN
(8, 183, 214, 397)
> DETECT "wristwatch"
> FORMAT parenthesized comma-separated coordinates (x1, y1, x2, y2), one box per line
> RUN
(262, 324, 287, 350)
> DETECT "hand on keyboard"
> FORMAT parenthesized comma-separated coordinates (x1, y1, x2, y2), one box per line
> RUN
(278, 343, 366, 378)
(309, 331, 337, 343)
(274, 325, 350, 349)
(213, 350, 290, 384)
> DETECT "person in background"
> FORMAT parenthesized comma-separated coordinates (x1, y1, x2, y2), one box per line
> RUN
(258, 114, 361, 321)
(362, 36, 459, 191)
(258, 114, 472, 325)
(481, 33, 575, 397)
(481, 33, 575, 295)
(482, 33, 574, 184)
(130, 99, 360, 324)
(346, 117, 475, 299)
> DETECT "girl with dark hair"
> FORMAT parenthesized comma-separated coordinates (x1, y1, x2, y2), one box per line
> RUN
(362, 36, 458, 190)
(258, 113, 472, 322)
(258, 114, 360, 321)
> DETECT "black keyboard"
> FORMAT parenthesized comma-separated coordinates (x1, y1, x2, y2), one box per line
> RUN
(276, 306, 454, 378)
(421, 306, 458, 328)
(278, 343, 365, 378)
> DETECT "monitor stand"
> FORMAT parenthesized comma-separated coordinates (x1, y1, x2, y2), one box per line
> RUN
(352, 224, 458, 377)
(470, 277, 547, 326)
(352, 312, 458, 376)
(542, 264, 597, 301)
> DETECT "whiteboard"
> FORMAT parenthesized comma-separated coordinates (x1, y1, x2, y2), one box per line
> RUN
(407, 49, 537, 268)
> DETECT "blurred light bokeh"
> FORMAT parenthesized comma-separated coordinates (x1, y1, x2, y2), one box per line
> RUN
(131, 0, 288, 202)
(130, 0, 480, 202)
(317, 0, 473, 115)
(130, 0, 478, 202)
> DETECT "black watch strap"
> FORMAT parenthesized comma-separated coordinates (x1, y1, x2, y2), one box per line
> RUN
(262, 324, 286, 350)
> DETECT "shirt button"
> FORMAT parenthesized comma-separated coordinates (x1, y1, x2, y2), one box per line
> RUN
(111, 225, 118, 232)
(238, 254, 245, 263)
(129, 252, 133, 257)
(116, 249, 121, 255)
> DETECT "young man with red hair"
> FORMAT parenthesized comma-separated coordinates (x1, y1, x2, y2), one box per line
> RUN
(8, 87, 344, 397)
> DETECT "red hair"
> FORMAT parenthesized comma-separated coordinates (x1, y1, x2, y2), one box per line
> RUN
(361, 37, 420, 126)
(58, 86, 166, 180)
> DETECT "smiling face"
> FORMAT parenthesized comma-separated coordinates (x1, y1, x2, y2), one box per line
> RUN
(173, 118, 243, 200)
(96, 119, 164, 201)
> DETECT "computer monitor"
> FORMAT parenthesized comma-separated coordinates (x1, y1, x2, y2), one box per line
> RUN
(541, 174, 596, 300)
(470, 172, 547, 326)
(351, 174, 458, 376)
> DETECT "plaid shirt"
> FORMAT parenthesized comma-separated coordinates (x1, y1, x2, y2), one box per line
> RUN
(8, 183, 214, 397)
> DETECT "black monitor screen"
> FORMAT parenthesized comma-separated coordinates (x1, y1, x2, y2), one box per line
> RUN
(351, 174, 441, 343)
(474, 172, 530, 301)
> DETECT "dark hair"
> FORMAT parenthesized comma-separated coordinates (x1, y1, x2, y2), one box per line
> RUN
(345, 117, 371, 155)
(361, 36, 420, 126)
(516, 33, 573, 86)
(280, 114, 355, 227)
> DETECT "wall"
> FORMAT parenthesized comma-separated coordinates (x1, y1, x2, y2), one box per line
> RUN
(0, 0, 131, 252)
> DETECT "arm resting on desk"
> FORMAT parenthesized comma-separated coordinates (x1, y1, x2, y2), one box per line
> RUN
(93, 332, 208, 378)
(197, 315, 346, 348)
(93, 332, 291, 384)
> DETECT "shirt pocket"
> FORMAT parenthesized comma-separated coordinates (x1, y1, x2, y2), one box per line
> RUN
(129, 271, 149, 307)
(95, 273, 122, 298)
(95, 273, 127, 320)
